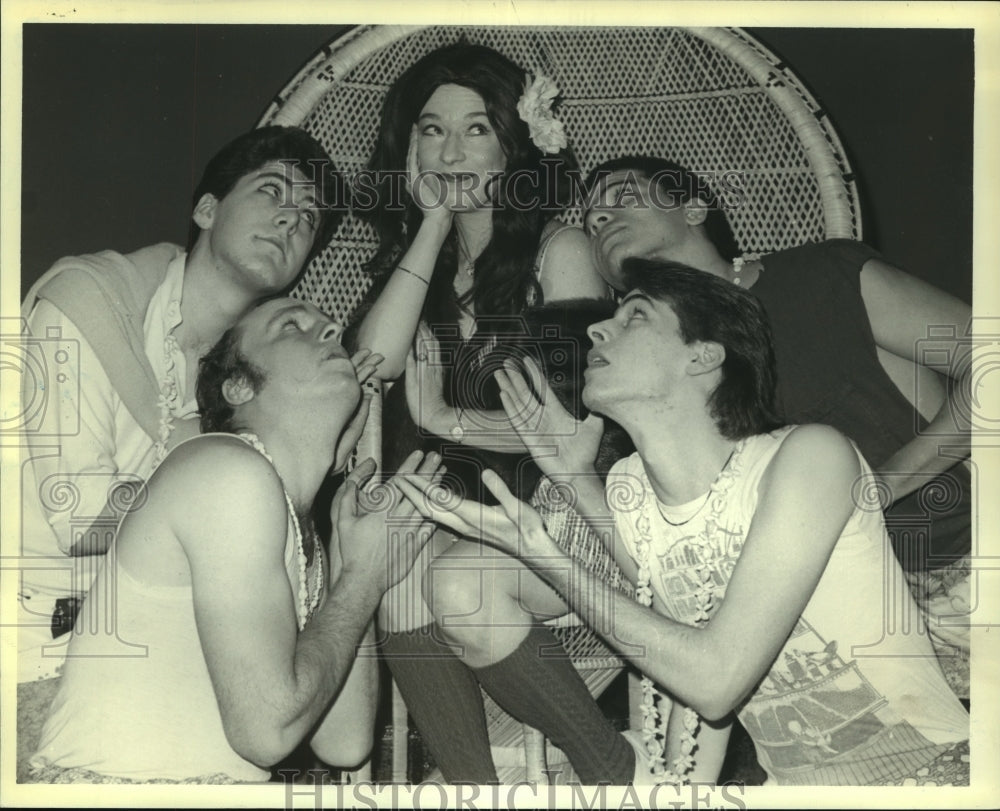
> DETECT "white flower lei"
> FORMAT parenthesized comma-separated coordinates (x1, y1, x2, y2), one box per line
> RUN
(517, 72, 568, 154)
(239, 432, 324, 631)
(630, 439, 746, 783)
(150, 348, 323, 631)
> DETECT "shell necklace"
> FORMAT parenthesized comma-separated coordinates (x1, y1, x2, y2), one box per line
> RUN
(631, 438, 746, 783)
(238, 432, 324, 631)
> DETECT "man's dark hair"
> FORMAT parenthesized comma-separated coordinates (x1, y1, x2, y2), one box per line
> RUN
(196, 326, 268, 434)
(586, 155, 741, 262)
(186, 126, 346, 272)
(622, 257, 783, 440)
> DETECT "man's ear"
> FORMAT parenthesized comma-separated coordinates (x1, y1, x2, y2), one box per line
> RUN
(222, 376, 255, 407)
(192, 193, 219, 231)
(687, 341, 725, 376)
(683, 198, 710, 227)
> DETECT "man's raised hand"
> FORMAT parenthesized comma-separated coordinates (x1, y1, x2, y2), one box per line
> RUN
(494, 357, 604, 482)
(331, 349, 385, 473)
(395, 468, 557, 560)
(331, 451, 444, 593)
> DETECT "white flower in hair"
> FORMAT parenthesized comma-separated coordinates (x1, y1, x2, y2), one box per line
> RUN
(517, 72, 568, 154)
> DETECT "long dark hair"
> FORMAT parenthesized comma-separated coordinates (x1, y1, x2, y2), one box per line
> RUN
(359, 42, 578, 328)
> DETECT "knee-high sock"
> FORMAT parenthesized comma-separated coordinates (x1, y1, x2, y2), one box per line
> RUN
(381, 626, 498, 784)
(472, 625, 634, 785)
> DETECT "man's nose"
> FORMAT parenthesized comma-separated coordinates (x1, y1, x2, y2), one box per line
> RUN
(587, 318, 612, 343)
(275, 205, 301, 233)
(586, 210, 612, 237)
(320, 321, 344, 342)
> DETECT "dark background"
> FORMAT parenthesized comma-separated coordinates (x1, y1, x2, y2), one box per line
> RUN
(20, 25, 974, 302)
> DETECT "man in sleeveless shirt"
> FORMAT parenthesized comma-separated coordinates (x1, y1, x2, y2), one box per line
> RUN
(581, 156, 973, 698)
(396, 261, 969, 786)
(29, 297, 444, 782)
(15, 126, 349, 777)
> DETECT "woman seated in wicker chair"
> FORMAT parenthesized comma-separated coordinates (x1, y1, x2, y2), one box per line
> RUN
(349, 42, 640, 784)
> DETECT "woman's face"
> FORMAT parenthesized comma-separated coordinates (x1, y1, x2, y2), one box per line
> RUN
(415, 83, 507, 211)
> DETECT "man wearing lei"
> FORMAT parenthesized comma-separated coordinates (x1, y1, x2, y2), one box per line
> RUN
(28, 296, 445, 782)
(15, 126, 354, 775)
(397, 259, 969, 786)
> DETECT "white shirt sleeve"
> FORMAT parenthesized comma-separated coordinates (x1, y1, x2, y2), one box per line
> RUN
(22, 298, 139, 554)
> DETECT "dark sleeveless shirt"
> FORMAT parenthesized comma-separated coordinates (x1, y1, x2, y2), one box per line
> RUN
(751, 239, 970, 569)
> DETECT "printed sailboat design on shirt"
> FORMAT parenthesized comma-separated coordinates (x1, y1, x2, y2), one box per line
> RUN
(739, 618, 953, 785)
(656, 532, 957, 786)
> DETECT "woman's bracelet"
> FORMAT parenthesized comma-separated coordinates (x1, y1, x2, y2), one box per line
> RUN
(397, 265, 429, 285)
(449, 407, 466, 443)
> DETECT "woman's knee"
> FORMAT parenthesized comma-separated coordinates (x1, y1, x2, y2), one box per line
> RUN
(422, 545, 522, 627)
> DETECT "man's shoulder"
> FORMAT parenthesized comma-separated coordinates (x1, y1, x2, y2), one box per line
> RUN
(755, 425, 859, 486)
(154, 435, 289, 547)
(155, 434, 282, 501)
(51, 242, 182, 285)
(150, 435, 292, 570)
(25, 242, 184, 313)
(763, 239, 881, 270)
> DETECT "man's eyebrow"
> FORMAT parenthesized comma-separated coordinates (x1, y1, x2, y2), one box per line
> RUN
(256, 170, 319, 207)
(266, 302, 310, 332)
(619, 292, 653, 309)
(586, 178, 635, 208)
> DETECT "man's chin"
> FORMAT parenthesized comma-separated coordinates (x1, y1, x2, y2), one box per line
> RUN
(323, 368, 362, 402)
(595, 252, 630, 292)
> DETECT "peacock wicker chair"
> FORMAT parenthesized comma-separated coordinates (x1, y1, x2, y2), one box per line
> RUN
(258, 24, 861, 784)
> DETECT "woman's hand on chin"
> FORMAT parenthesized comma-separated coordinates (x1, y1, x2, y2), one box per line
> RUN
(405, 323, 454, 436)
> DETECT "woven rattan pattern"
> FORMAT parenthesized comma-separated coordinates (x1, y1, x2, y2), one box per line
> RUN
(260, 25, 860, 326)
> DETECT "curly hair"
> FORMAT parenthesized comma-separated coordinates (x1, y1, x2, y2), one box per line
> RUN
(196, 326, 268, 434)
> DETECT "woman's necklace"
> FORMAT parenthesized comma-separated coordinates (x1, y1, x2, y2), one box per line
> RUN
(458, 247, 475, 277)
(455, 224, 482, 278)
(630, 438, 746, 783)
(238, 432, 324, 631)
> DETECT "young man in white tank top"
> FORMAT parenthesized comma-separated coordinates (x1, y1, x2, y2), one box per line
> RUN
(28, 297, 444, 782)
(396, 259, 969, 786)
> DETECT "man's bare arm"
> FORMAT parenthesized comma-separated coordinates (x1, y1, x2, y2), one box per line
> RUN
(168, 439, 437, 766)
(398, 425, 857, 721)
